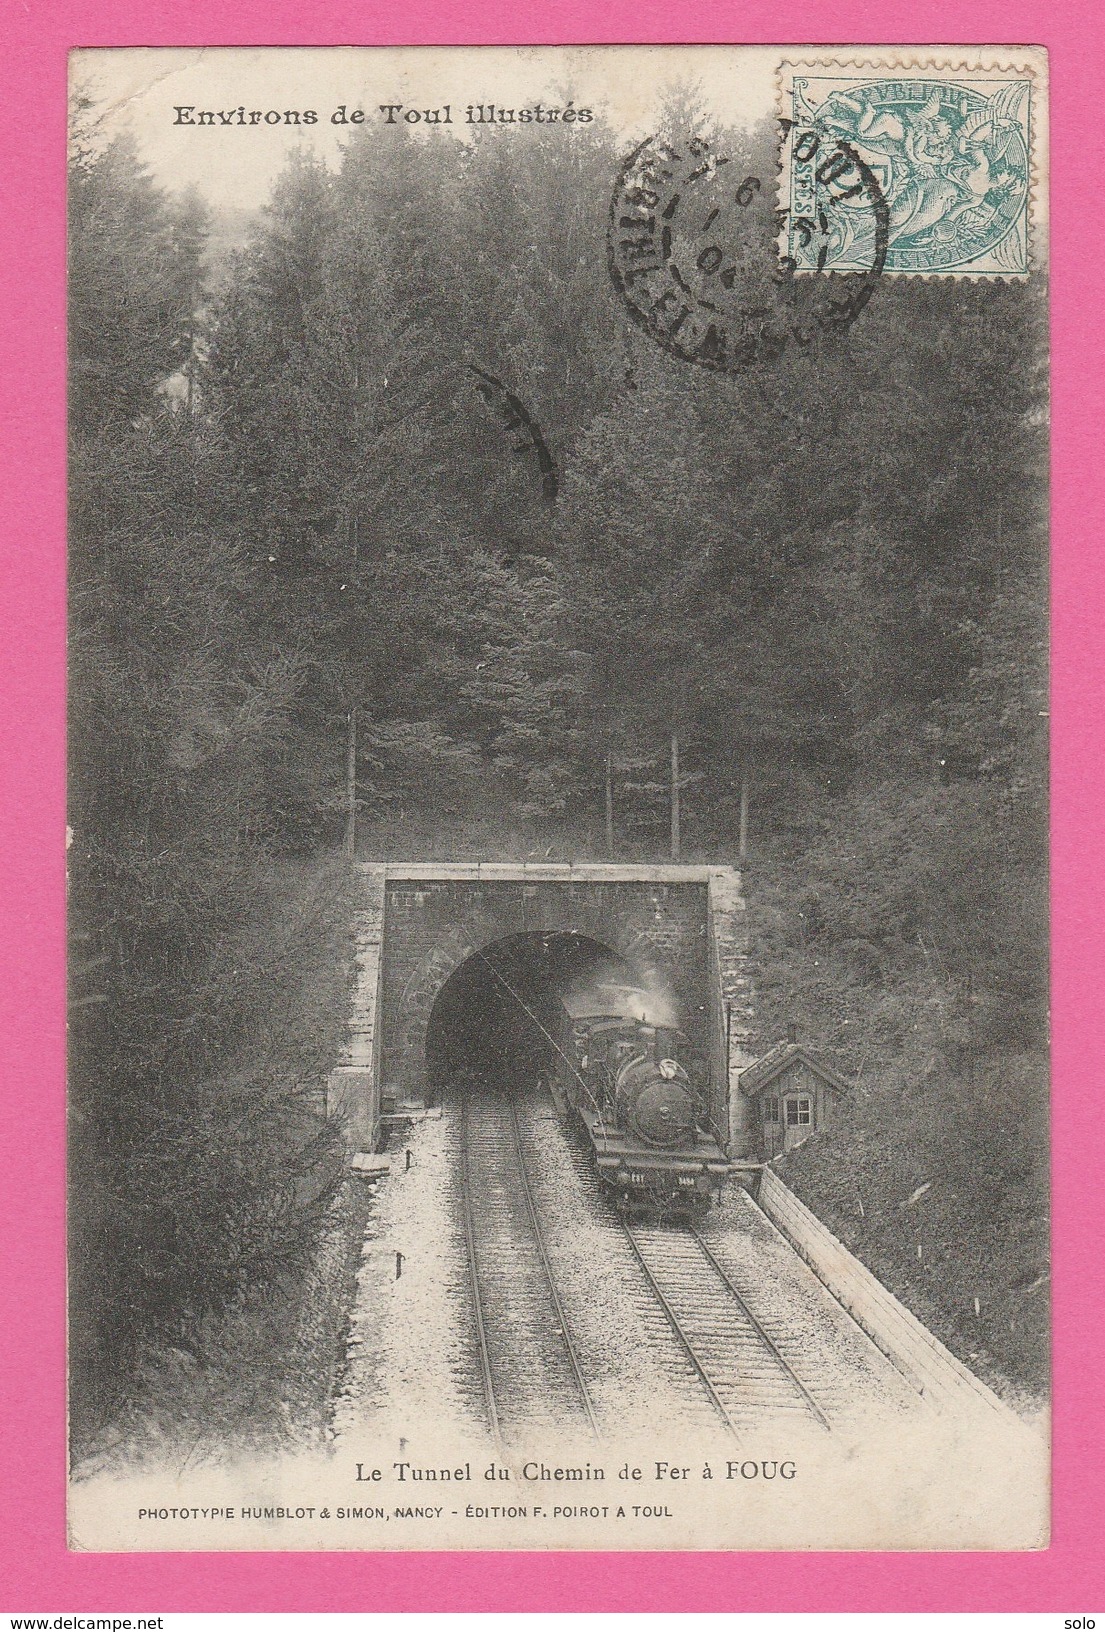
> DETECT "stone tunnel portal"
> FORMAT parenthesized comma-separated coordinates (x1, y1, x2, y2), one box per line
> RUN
(425, 932, 645, 1099)
(328, 864, 753, 1155)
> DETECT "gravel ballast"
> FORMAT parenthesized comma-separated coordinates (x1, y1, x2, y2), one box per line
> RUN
(333, 1089, 927, 1457)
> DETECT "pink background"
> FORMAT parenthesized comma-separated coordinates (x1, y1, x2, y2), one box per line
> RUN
(1, 0, 1101, 1611)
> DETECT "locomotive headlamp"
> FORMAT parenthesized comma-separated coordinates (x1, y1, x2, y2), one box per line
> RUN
(658, 1059, 679, 1079)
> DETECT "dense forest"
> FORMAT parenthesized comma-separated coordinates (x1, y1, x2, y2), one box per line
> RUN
(68, 94, 1048, 1445)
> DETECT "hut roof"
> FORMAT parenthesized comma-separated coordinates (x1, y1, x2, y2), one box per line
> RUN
(738, 1041, 852, 1097)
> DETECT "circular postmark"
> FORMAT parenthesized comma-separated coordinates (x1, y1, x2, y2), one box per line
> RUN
(608, 126, 889, 374)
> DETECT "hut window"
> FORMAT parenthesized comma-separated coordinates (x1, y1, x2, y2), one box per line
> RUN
(786, 1096, 812, 1127)
(763, 1095, 781, 1124)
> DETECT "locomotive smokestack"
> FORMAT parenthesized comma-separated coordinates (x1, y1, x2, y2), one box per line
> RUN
(787, 1020, 799, 1045)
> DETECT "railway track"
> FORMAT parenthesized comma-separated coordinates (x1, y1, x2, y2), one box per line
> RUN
(620, 1219, 832, 1435)
(458, 1090, 600, 1451)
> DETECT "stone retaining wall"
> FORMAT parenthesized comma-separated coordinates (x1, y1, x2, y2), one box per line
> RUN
(326, 865, 386, 1151)
(758, 1166, 1023, 1423)
(706, 867, 755, 1152)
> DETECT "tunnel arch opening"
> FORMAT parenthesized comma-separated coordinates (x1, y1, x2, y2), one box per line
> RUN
(425, 932, 648, 1099)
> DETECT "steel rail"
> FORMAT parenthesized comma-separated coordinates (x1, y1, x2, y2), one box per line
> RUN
(619, 1217, 740, 1438)
(690, 1226, 832, 1431)
(458, 1096, 504, 1456)
(508, 1097, 602, 1441)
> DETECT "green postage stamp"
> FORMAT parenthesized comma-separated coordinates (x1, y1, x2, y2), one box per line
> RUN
(778, 58, 1042, 276)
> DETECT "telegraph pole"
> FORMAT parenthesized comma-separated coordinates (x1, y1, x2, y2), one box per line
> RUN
(343, 506, 359, 864)
(344, 707, 357, 861)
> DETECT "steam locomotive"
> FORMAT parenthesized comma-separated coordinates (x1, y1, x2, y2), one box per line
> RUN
(554, 984, 729, 1214)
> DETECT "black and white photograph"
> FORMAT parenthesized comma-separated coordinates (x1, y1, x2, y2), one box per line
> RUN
(67, 44, 1050, 1552)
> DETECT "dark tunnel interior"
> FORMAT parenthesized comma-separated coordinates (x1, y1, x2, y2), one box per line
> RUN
(425, 932, 640, 1097)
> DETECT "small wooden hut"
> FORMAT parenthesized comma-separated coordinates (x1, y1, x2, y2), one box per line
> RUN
(738, 1036, 852, 1160)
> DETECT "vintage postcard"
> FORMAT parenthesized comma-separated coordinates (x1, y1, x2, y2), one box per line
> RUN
(67, 43, 1049, 1553)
